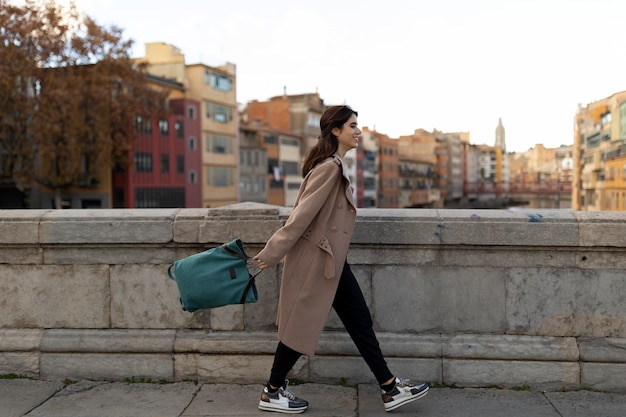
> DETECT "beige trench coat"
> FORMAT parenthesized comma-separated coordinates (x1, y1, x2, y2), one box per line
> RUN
(256, 155, 357, 355)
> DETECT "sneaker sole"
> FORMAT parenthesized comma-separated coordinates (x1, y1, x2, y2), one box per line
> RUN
(258, 401, 307, 414)
(384, 385, 430, 412)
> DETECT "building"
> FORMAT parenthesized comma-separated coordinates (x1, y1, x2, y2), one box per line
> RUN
(242, 92, 343, 206)
(435, 130, 466, 204)
(376, 132, 399, 208)
(137, 43, 238, 208)
(397, 129, 440, 208)
(358, 128, 379, 208)
(113, 95, 202, 208)
(573, 90, 626, 211)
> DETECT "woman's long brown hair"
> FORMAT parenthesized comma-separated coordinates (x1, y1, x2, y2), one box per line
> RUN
(301, 105, 358, 177)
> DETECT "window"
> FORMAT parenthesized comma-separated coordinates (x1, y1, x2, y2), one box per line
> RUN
(205, 102, 233, 123)
(212, 135, 233, 153)
(134, 152, 152, 173)
(268, 158, 279, 174)
(174, 121, 184, 139)
(281, 138, 299, 146)
(188, 106, 196, 120)
(214, 105, 231, 123)
(161, 154, 169, 173)
(208, 167, 234, 187)
(134, 116, 152, 134)
(189, 170, 197, 184)
(264, 135, 278, 145)
(188, 137, 197, 150)
(210, 73, 233, 91)
(159, 120, 169, 136)
(283, 161, 299, 175)
(176, 155, 184, 174)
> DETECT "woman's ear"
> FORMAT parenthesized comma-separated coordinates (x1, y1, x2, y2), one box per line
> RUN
(332, 127, 341, 137)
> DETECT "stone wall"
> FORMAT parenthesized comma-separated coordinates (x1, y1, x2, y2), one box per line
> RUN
(0, 204, 625, 392)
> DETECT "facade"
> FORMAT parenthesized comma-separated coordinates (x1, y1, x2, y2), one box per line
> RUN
(574, 90, 626, 211)
(359, 128, 379, 208)
(435, 130, 465, 203)
(397, 129, 440, 208)
(238, 125, 268, 204)
(113, 97, 202, 208)
(138, 43, 238, 208)
(241, 92, 328, 206)
(376, 132, 399, 208)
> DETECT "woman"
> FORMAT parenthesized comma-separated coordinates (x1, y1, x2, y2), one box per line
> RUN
(253, 105, 429, 414)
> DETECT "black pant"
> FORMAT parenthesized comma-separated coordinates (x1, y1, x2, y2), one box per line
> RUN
(269, 262, 394, 387)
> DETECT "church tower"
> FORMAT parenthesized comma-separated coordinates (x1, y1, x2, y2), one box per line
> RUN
(495, 118, 506, 151)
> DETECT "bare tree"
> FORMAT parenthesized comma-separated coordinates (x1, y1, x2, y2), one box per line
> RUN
(0, 0, 167, 208)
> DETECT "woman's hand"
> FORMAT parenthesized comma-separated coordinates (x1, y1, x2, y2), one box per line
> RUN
(252, 255, 269, 269)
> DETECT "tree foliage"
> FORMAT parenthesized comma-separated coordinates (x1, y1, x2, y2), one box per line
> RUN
(0, 0, 167, 207)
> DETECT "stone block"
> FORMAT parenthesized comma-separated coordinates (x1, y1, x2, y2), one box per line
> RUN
(0, 265, 110, 328)
(442, 247, 576, 268)
(578, 337, 626, 362)
(174, 354, 197, 381)
(576, 248, 626, 269)
(174, 330, 278, 354)
(0, 329, 43, 351)
(195, 354, 284, 383)
(316, 332, 441, 358)
(40, 329, 176, 353)
(45, 245, 176, 265)
(0, 352, 39, 376)
(0, 210, 48, 244)
(172, 208, 210, 243)
(373, 266, 505, 333)
(110, 264, 197, 329)
(40, 353, 173, 381)
(198, 220, 284, 245)
(506, 267, 626, 337)
(210, 304, 244, 331)
(0, 247, 43, 264)
(581, 362, 626, 392)
(352, 209, 441, 245)
(443, 334, 579, 361)
(347, 246, 438, 266)
(444, 359, 579, 390)
(310, 356, 440, 384)
(436, 208, 578, 246)
(243, 268, 280, 330)
(39, 209, 177, 244)
(575, 211, 626, 247)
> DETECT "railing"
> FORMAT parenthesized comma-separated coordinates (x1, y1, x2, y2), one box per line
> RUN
(465, 181, 572, 194)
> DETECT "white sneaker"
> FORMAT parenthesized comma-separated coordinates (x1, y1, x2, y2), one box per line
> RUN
(258, 380, 308, 414)
(381, 377, 429, 412)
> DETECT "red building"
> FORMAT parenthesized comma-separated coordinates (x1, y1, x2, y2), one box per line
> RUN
(113, 97, 202, 208)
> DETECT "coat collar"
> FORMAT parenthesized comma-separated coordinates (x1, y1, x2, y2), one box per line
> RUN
(333, 153, 357, 210)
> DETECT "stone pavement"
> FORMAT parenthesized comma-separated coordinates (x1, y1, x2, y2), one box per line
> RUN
(1, 379, 625, 417)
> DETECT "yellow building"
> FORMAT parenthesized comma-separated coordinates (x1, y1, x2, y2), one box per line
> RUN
(137, 43, 238, 208)
(604, 153, 626, 211)
(574, 90, 626, 211)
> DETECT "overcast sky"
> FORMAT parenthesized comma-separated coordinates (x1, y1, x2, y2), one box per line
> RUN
(65, 0, 626, 152)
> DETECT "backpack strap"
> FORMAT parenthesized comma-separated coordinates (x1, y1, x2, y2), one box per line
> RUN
(222, 243, 251, 260)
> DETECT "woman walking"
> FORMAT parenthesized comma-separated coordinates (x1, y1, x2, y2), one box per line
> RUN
(253, 105, 429, 413)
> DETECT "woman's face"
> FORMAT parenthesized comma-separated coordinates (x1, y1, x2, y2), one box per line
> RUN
(334, 114, 361, 155)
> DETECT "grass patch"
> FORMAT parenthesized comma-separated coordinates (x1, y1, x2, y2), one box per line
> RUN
(121, 376, 172, 385)
(511, 384, 531, 391)
(337, 377, 356, 388)
(0, 374, 33, 380)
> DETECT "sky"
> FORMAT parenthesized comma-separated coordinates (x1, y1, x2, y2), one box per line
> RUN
(60, 0, 626, 152)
